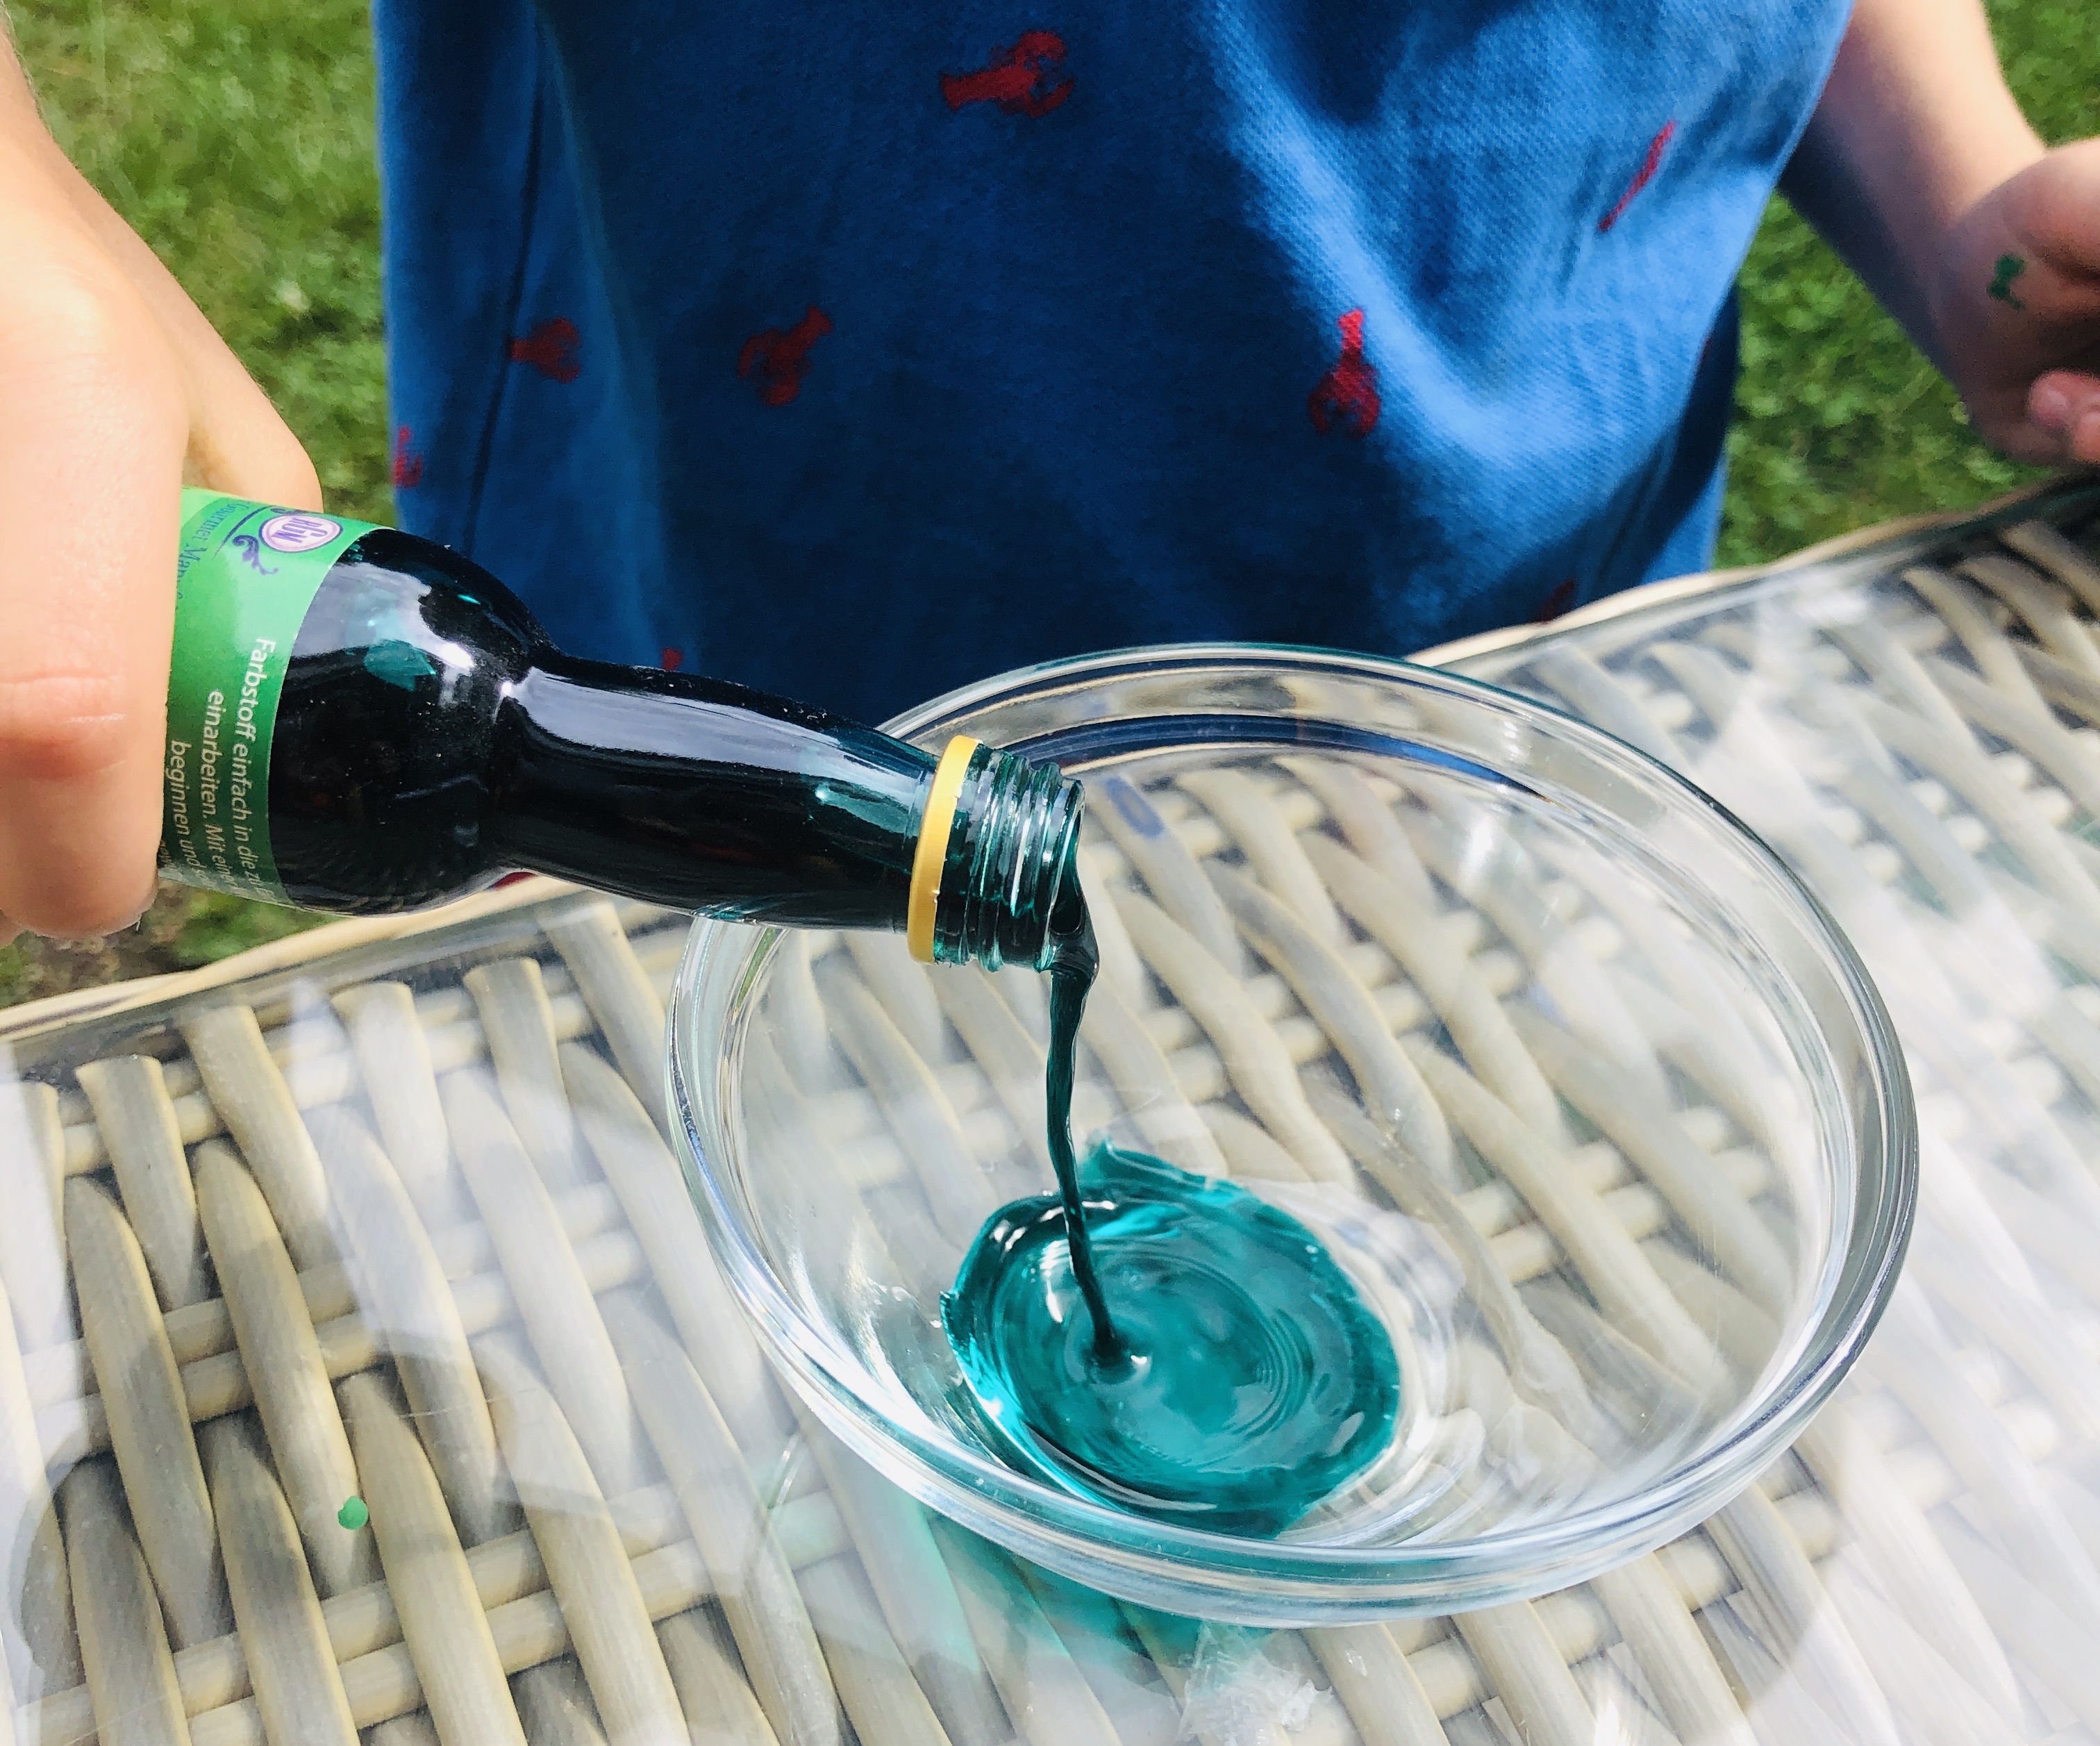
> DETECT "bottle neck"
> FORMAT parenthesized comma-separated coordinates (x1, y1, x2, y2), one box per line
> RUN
(926, 739, 1087, 972)
(492, 655, 1085, 967)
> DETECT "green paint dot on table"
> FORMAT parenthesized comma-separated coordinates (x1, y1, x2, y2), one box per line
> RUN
(337, 1495, 368, 1531)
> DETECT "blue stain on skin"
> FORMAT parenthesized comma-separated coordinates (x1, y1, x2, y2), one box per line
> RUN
(1988, 253, 2027, 309)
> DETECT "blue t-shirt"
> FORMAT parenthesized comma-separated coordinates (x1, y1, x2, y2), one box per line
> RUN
(372, 1, 1849, 724)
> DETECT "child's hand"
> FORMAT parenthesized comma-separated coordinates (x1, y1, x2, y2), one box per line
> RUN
(1931, 138, 2100, 466)
(0, 47, 319, 947)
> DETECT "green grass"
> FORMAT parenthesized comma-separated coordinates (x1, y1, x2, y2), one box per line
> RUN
(0, 0, 2094, 1004)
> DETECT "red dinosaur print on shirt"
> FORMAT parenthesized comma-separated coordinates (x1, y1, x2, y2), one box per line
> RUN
(738, 307, 833, 406)
(942, 31, 1073, 116)
(1599, 121, 1676, 233)
(1534, 579, 1578, 623)
(1308, 309, 1380, 438)
(508, 317, 581, 381)
(661, 647, 684, 671)
(391, 425, 424, 489)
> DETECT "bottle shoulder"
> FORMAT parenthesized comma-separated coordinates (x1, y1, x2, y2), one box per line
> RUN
(315, 529, 545, 668)
(517, 653, 937, 784)
(262, 533, 538, 911)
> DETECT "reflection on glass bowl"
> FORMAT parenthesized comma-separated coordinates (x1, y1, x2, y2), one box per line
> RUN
(669, 645, 1915, 1624)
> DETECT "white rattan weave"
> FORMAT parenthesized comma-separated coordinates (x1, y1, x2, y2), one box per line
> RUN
(0, 477, 2096, 1746)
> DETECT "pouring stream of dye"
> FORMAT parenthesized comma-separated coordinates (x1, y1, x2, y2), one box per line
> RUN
(942, 881, 1402, 1535)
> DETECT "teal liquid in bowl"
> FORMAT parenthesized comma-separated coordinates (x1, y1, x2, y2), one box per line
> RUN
(944, 1138, 1401, 1533)
(942, 908, 1401, 1536)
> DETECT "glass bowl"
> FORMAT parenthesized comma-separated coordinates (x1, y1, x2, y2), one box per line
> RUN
(669, 645, 1915, 1622)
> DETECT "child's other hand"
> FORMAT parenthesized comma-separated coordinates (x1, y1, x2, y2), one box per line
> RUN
(0, 45, 319, 947)
(1933, 138, 2100, 467)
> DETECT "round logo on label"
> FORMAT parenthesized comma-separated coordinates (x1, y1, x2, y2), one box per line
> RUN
(260, 512, 342, 554)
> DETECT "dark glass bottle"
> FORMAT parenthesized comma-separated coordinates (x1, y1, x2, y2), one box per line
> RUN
(161, 493, 1083, 970)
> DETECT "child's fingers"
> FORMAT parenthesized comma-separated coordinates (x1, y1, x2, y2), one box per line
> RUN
(51, 145, 322, 512)
(2027, 370, 2100, 465)
(0, 175, 186, 938)
(0, 50, 320, 942)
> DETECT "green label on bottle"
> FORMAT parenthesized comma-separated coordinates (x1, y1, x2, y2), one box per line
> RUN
(165, 490, 376, 904)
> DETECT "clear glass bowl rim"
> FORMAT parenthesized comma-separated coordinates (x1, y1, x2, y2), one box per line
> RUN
(668, 640, 1918, 1621)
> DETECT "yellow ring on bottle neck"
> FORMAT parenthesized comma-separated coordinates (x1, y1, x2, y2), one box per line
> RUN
(906, 735, 981, 963)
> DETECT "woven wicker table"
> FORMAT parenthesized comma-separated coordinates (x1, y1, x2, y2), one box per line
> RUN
(3, 475, 2098, 1746)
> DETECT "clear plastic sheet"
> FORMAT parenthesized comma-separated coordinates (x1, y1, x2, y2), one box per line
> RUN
(0, 476, 2095, 1745)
